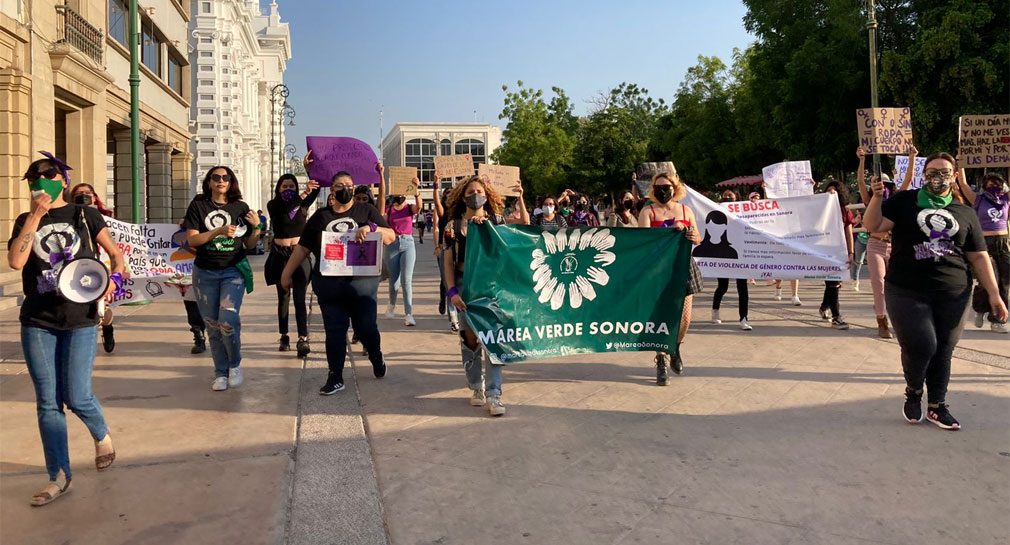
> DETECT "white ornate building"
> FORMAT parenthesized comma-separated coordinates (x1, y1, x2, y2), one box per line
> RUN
(188, 0, 290, 211)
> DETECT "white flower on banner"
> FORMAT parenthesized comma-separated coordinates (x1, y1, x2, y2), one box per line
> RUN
(530, 227, 616, 310)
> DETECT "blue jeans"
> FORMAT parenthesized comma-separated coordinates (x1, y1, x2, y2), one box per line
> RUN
(436, 252, 460, 326)
(22, 325, 107, 480)
(313, 276, 384, 381)
(386, 235, 417, 315)
(851, 236, 868, 280)
(193, 265, 246, 377)
(461, 342, 503, 396)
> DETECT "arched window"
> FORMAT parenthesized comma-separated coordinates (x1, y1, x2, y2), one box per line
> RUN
(455, 138, 486, 171)
(440, 138, 452, 157)
(405, 138, 436, 182)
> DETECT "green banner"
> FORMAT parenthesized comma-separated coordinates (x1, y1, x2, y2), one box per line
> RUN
(462, 223, 692, 363)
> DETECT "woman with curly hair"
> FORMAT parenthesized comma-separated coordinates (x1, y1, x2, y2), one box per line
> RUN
(444, 174, 526, 416)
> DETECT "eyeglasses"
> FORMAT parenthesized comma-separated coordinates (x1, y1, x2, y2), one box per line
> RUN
(210, 174, 232, 182)
(924, 169, 954, 178)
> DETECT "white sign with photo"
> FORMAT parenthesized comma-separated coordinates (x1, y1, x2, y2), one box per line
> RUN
(320, 231, 383, 277)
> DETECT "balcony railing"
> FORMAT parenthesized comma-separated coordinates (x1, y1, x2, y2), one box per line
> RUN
(55, 4, 104, 64)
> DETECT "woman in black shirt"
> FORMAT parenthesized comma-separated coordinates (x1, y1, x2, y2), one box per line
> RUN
(183, 166, 262, 392)
(864, 152, 1008, 429)
(265, 170, 319, 356)
(8, 154, 126, 506)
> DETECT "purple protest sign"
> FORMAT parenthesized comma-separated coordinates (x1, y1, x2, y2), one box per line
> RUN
(305, 136, 381, 187)
(346, 240, 378, 266)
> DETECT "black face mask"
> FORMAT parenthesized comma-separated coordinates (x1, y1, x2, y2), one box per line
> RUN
(623, 199, 634, 210)
(654, 186, 673, 203)
(575, 202, 586, 211)
(334, 187, 353, 204)
(74, 194, 93, 206)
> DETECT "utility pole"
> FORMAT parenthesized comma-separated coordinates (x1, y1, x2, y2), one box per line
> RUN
(866, 0, 882, 178)
(129, 0, 141, 222)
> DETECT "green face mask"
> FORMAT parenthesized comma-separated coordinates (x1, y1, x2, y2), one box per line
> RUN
(916, 187, 953, 209)
(30, 178, 65, 202)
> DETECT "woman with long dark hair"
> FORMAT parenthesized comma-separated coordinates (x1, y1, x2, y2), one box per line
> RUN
(69, 183, 118, 352)
(956, 170, 1010, 334)
(605, 190, 636, 227)
(817, 180, 855, 330)
(265, 160, 320, 356)
(9, 153, 126, 506)
(433, 183, 461, 331)
(183, 166, 261, 391)
(377, 168, 422, 326)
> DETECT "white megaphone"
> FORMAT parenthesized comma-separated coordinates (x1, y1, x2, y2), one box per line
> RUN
(57, 257, 110, 304)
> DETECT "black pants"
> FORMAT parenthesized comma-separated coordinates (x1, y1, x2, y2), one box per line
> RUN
(820, 281, 842, 318)
(277, 275, 309, 338)
(886, 282, 970, 404)
(712, 278, 748, 320)
(312, 276, 383, 381)
(184, 300, 204, 331)
(971, 235, 1010, 323)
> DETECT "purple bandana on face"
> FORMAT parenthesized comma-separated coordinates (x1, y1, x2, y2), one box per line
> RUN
(281, 189, 297, 202)
(49, 247, 74, 267)
(38, 151, 72, 185)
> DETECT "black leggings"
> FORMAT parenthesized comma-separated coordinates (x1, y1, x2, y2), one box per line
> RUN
(712, 278, 749, 320)
(313, 276, 383, 381)
(184, 299, 204, 331)
(820, 281, 842, 318)
(277, 273, 309, 338)
(886, 282, 970, 404)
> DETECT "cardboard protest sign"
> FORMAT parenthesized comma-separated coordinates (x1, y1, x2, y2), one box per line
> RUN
(320, 231, 383, 276)
(305, 136, 380, 187)
(433, 154, 474, 179)
(388, 166, 419, 196)
(761, 161, 814, 198)
(478, 164, 521, 197)
(894, 155, 926, 189)
(856, 108, 914, 155)
(958, 114, 1010, 168)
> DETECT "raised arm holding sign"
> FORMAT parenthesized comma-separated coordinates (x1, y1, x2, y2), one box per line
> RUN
(304, 136, 381, 187)
(856, 107, 914, 155)
(958, 114, 1010, 168)
(388, 166, 419, 196)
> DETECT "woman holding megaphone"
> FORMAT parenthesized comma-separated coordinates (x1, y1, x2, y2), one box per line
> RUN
(8, 153, 126, 506)
(70, 183, 118, 353)
(184, 166, 262, 392)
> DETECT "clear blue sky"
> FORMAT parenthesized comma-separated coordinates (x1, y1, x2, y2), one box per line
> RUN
(274, 0, 754, 156)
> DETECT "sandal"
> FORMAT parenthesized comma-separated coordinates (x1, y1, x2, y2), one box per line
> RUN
(30, 475, 71, 507)
(95, 434, 116, 471)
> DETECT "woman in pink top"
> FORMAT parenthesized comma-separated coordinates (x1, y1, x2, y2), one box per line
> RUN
(379, 174, 421, 326)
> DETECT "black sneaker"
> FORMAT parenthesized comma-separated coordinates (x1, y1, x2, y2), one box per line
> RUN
(296, 337, 311, 358)
(818, 307, 830, 321)
(319, 373, 344, 395)
(670, 351, 684, 375)
(279, 335, 291, 352)
(902, 388, 923, 423)
(926, 403, 960, 430)
(191, 328, 206, 354)
(372, 359, 387, 379)
(438, 294, 446, 315)
(831, 317, 849, 330)
(101, 325, 115, 353)
(655, 354, 669, 386)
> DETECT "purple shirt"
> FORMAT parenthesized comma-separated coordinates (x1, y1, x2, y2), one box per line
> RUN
(974, 193, 1009, 232)
(386, 204, 414, 235)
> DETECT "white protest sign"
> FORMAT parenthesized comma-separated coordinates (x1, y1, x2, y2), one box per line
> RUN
(681, 187, 847, 281)
(761, 161, 814, 198)
(320, 231, 383, 276)
(894, 156, 926, 189)
(100, 218, 197, 307)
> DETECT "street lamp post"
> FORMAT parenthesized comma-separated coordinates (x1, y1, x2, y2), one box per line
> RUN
(284, 143, 296, 174)
(278, 104, 295, 176)
(865, 0, 882, 178)
(269, 83, 290, 182)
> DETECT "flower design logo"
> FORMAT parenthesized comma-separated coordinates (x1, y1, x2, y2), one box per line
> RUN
(530, 227, 616, 310)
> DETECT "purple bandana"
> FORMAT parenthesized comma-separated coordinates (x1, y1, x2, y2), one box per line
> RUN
(49, 247, 73, 267)
(38, 151, 72, 185)
(110, 272, 127, 297)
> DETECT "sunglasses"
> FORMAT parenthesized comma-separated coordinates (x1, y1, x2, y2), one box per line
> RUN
(39, 168, 61, 179)
(923, 169, 954, 178)
(210, 174, 232, 182)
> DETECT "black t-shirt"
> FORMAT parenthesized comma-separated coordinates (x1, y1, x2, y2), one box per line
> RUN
(882, 189, 986, 293)
(7, 204, 108, 329)
(267, 187, 319, 239)
(299, 203, 388, 276)
(182, 196, 252, 270)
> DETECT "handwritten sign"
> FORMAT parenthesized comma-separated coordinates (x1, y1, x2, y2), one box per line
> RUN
(958, 114, 1010, 168)
(433, 154, 474, 179)
(305, 136, 380, 187)
(388, 166, 419, 196)
(105, 218, 195, 277)
(894, 156, 926, 189)
(761, 161, 814, 198)
(478, 164, 520, 197)
(856, 108, 914, 155)
(320, 231, 382, 276)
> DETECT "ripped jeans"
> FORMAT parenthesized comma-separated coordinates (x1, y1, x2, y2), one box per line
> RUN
(193, 265, 246, 377)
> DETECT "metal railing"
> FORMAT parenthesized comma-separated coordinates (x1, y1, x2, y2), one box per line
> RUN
(55, 4, 104, 64)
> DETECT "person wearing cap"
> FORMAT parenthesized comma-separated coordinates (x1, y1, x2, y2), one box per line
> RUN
(8, 152, 126, 506)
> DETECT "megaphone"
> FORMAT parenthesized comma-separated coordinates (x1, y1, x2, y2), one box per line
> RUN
(57, 257, 110, 304)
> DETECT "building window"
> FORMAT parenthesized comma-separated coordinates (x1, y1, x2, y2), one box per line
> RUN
(200, 66, 213, 71)
(223, 152, 230, 158)
(199, 94, 213, 100)
(200, 108, 214, 115)
(203, 137, 215, 143)
(200, 151, 216, 157)
(199, 123, 214, 129)
(222, 110, 229, 116)
(405, 138, 436, 183)
(200, 79, 212, 86)
(222, 97, 229, 102)
(440, 138, 452, 156)
(200, 37, 212, 44)
(141, 24, 161, 76)
(108, 0, 127, 44)
(455, 138, 486, 170)
(201, 2, 211, 13)
(223, 54, 229, 60)
(168, 55, 183, 95)
(200, 51, 212, 57)
(223, 138, 230, 144)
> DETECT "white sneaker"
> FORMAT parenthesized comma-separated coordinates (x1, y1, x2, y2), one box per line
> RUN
(211, 377, 228, 391)
(791, 295, 802, 306)
(974, 311, 987, 328)
(487, 395, 506, 417)
(739, 318, 753, 331)
(384, 305, 395, 319)
(991, 321, 1010, 334)
(228, 367, 243, 387)
(711, 309, 722, 324)
(405, 315, 416, 326)
(774, 289, 782, 301)
(470, 389, 486, 406)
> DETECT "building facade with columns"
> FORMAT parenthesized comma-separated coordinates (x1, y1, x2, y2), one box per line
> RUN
(189, 0, 290, 213)
(0, 0, 194, 277)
